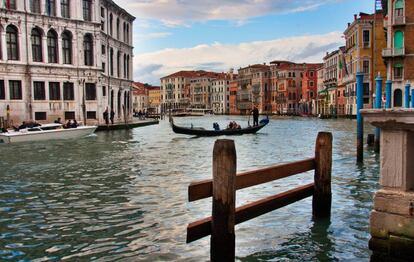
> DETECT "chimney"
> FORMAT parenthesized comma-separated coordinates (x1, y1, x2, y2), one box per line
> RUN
(348, 22, 351, 27)
(354, 14, 357, 20)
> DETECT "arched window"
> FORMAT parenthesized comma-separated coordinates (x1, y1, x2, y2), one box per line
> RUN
(30, 0, 41, 13)
(126, 55, 130, 79)
(117, 51, 121, 77)
(394, 31, 404, 50)
(109, 13, 113, 36)
(116, 18, 120, 39)
(62, 31, 72, 64)
(6, 25, 19, 60)
(123, 53, 127, 78)
(31, 28, 43, 62)
(126, 24, 129, 43)
(109, 48, 114, 76)
(123, 22, 126, 42)
(394, 89, 403, 107)
(61, 0, 70, 18)
(84, 34, 93, 66)
(47, 30, 58, 63)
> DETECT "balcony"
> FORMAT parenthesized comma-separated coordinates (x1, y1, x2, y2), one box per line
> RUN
(252, 85, 261, 94)
(382, 48, 405, 58)
(393, 16, 406, 26)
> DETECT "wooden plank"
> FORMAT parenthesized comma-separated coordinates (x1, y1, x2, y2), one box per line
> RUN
(187, 183, 314, 243)
(189, 158, 315, 202)
(210, 139, 236, 261)
(312, 132, 332, 219)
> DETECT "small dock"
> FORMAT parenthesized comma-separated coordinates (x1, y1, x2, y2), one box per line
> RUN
(96, 119, 159, 132)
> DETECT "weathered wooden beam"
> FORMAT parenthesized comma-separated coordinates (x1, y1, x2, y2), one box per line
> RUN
(187, 183, 314, 243)
(312, 132, 332, 219)
(189, 158, 315, 202)
(210, 139, 236, 261)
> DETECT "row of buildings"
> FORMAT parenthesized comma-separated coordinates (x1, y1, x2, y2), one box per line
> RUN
(159, 0, 413, 117)
(0, 0, 135, 126)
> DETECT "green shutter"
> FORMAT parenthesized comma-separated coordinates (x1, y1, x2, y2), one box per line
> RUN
(394, 31, 404, 49)
(394, 63, 403, 68)
(395, 0, 404, 9)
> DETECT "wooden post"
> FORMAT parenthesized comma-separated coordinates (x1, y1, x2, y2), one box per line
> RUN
(313, 132, 332, 219)
(211, 139, 236, 261)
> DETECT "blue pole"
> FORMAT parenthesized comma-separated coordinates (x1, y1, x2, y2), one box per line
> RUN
(386, 80, 392, 109)
(375, 75, 382, 152)
(356, 72, 364, 163)
(405, 83, 411, 108)
(412, 89, 414, 108)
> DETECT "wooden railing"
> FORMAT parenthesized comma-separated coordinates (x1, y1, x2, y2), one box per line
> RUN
(186, 132, 332, 261)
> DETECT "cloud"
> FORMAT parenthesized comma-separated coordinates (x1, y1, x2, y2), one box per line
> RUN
(141, 32, 172, 40)
(116, 0, 338, 26)
(133, 32, 343, 85)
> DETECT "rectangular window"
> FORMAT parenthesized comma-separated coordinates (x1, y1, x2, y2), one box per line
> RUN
(101, 21, 105, 31)
(61, 0, 70, 18)
(9, 80, 22, 100)
(86, 111, 96, 119)
(35, 112, 47, 120)
(49, 82, 61, 100)
(83, 0, 91, 21)
(101, 45, 106, 54)
(309, 81, 314, 87)
(65, 111, 75, 120)
(363, 30, 370, 47)
(47, 0, 56, 16)
(85, 83, 96, 100)
(102, 86, 106, 96)
(363, 60, 370, 74)
(363, 83, 370, 96)
(63, 82, 74, 100)
(7, 0, 16, 9)
(101, 7, 105, 17)
(31, 0, 41, 13)
(33, 81, 45, 100)
(0, 80, 4, 100)
(102, 62, 105, 72)
(394, 65, 403, 79)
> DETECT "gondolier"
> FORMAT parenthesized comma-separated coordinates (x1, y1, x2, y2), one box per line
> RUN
(252, 106, 259, 127)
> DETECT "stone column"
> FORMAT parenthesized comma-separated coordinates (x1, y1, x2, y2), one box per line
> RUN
(362, 108, 414, 262)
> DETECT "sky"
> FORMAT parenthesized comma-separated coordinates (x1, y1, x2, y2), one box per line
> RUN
(115, 0, 375, 85)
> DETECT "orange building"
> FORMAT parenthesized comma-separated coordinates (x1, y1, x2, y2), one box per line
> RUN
(229, 80, 239, 115)
(301, 63, 323, 114)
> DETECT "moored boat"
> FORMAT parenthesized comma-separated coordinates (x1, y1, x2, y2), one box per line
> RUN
(0, 123, 97, 144)
(170, 118, 269, 136)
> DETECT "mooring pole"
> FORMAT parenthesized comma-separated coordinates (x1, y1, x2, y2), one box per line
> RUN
(374, 74, 382, 152)
(356, 72, 364, 163)
(211, 139, 236, 261)
(405, 82, 411, 108)
(386, 80, 392, 109)
(412, 89, 414, 108)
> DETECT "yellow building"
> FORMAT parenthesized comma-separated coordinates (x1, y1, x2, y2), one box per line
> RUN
(147, 86, 161, 113)
(343, 12, 387, 116)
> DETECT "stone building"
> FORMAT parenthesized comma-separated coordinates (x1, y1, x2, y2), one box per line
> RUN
(343, 12, 386, 116)
(0, 0, 134, 126)
(382, 0, 413, 107)
(211, 71, 234, 114)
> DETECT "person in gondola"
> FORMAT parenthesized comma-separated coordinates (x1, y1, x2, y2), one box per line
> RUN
(54, 118, 62, 124)
(110, 109, 115, 125)
(252, 106, 259, 127)
(103, 108, 109, 126)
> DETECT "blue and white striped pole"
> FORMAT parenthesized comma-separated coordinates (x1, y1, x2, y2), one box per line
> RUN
(375, 75, 382, 152)
(405, 82, 411, 108)
(386, 80, 392, 109)
(356, 72, 364, 163)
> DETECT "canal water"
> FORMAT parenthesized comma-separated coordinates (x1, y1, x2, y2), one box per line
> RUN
(0, 116, 379, 261)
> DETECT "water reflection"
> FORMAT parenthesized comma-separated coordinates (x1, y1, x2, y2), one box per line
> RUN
(0, 116, 379, 261)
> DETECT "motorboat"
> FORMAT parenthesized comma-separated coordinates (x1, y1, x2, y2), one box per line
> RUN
(170, 118, 269, 137)
(0, 123, 97, 144)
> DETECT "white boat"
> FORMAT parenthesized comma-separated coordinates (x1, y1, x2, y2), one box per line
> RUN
(0, 123, 97, 144)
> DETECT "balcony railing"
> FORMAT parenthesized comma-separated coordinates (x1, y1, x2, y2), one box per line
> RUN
(393, 16, 406, 26)
(382, 48, 405, 58)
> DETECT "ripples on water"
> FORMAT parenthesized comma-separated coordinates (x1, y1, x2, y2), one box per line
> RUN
(0, 116, 379, 261)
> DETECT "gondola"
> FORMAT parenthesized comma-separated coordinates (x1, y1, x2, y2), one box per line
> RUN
(170, 117, 269, 137)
